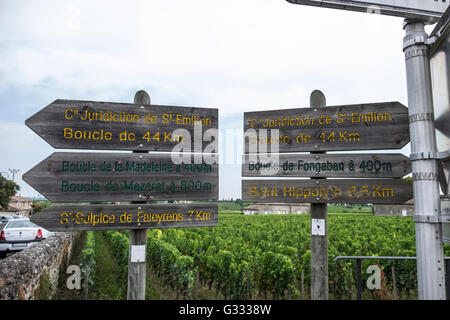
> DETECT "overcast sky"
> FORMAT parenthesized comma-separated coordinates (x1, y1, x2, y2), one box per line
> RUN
(0, 0, 426, 199)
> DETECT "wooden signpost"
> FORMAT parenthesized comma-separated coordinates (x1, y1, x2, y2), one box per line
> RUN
(242, 153, 411, 178)
(309, 90, 328, 301)
(242, 91, 413, 300)
(244, 101, 409, 153)
(22, 152, 218, 202)
(25, 99, 218, 151)
(25, 90, 219, 300)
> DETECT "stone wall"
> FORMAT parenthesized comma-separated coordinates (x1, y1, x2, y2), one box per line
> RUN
(0, 232, 78, 300)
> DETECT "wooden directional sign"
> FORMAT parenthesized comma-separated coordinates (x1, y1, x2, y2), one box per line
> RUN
(23, 152, 218, 202)
(286, 0, 448, 22)
(25, 99, 218, 151)
(244, 102, 409, 153)
(30, 203, 218, 231)
(242, 179, 413, 204)
(242, 153, 411, 178)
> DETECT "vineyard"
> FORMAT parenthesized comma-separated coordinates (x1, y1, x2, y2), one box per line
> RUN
(76, 212, 450, 300)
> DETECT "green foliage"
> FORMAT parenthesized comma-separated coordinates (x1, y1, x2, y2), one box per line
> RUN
(103, 230, 129, 280)
(0, 176, 20, 210)
(87, 214, 450, 300)
(255, 251, 296, 299)
(327, 205, 373, 214)
(79, 231, 95, 287)
(92, 232, 124, 299)
(403, 177, 413, 183)
(147, 232, 196, 299)
(31, 201, 51, 214)
(148, 214, 450, 299)
(218, 201, 244, 211)
(34, 271, 52, 300)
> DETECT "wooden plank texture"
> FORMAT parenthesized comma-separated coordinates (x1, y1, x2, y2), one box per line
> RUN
(242, 179, 413, 204)
(22, 152, 218, 202)
(243, 101, 409, 153)
(30, 203, 218, 231)
(25, 99, 218, 151)
(242, 153, 412, 178)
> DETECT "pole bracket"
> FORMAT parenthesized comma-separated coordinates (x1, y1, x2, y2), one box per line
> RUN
(403, 35, 436, 50)
(414, 215, 450, 224)
(410, 150, 450, 161)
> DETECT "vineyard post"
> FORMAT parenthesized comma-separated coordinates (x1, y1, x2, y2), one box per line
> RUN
(127, 90, 151, 300)
(356, 259, 362, 300)
(246, 271, 250, 299)
(310, 90, 329, 300)
(392, 266, 398, 300)
(403, 20, 446, 299)
(83, 267, 88, 300)
(300, 269, 305, 299)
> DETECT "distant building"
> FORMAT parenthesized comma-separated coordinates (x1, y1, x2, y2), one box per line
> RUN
(1, 196, 34, 217)
(373, 199, 414, 217)
(243, 203, 310, 215)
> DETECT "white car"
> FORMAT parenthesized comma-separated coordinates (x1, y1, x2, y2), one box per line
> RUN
(0, 219, 53, 258)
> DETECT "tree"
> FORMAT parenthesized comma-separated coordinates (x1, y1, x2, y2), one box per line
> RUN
(0, 175, 20, 210)
(31, 201, 51, 215)
(403, 176, 413, 184)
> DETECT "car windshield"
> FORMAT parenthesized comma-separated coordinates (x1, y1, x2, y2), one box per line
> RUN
(6, 220, 38, 229)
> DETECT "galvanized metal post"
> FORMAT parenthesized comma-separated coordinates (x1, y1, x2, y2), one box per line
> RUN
(127, 90, 150, 300)
(446, 259, 450, 300)
(310, 90, 329, 300)
(403, 20, 446, 300)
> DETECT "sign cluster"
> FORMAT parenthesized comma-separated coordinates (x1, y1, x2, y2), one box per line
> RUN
(24, 99, 219, 231)
(242, 101, 413, 204)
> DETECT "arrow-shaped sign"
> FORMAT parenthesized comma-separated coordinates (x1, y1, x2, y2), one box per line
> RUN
(31, 203, 218, 231)
(244, 101, 410, 153)
(286, 0, 449, 22)
(23, 152, 218, 202)
(242, 153, 412, 178)
(242, 178, 413, 204)
(25, 99, 218, 151)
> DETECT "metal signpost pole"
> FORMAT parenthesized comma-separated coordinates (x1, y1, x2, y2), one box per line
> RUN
(430, 7, 450, 252)
(128, 90, 151, 300)
(283, 0, 450, 300)
(310, 90, 328, 300)
(403, 21, 446, 299)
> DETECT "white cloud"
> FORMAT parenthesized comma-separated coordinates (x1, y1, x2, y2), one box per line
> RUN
(0, 0, 417, 198)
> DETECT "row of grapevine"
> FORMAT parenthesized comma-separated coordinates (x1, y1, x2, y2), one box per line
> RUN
(103, 231, 129, 282)
(98, 214, 450, 299)
(150, 214, 450, 299)
(101, 230, 198, 299)
(79, 231, 96, 287)
(147, 231, 196, 299)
